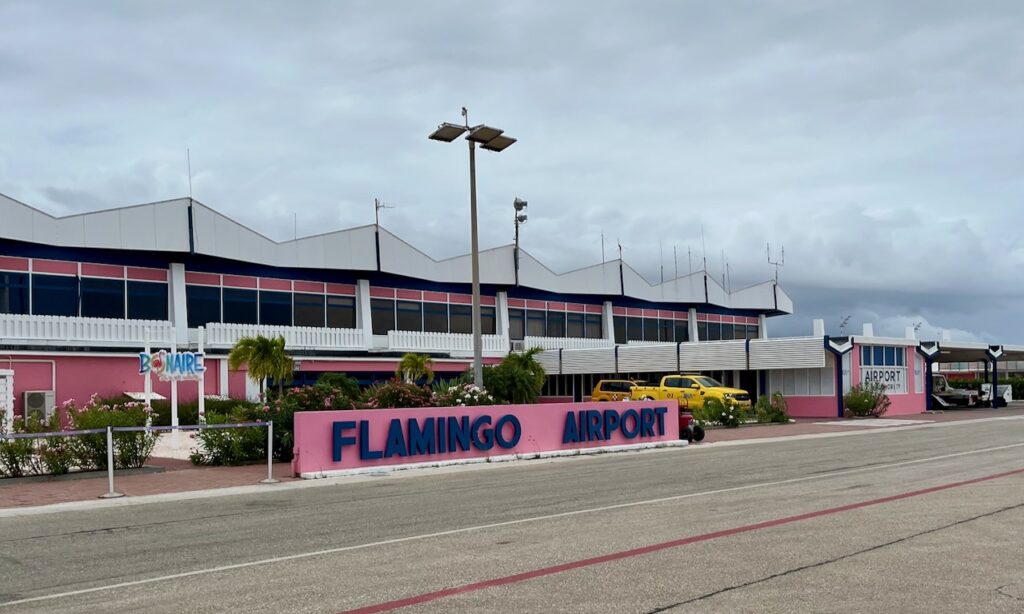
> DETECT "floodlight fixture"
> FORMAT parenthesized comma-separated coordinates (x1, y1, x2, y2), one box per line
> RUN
(428, 123, 469, 142)
(517, 214, 528, 223)
(481, 134, 517, 152)
(466, 124, 504, 144)
(513, 197, 528, 211)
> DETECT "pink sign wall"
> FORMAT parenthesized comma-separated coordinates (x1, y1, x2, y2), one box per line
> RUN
(292, 400, 680, 476)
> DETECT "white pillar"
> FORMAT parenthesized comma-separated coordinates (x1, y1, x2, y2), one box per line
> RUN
(170, 339, 179, 430)
(689, 308, 699, 342)
(602, 301, 615, 341)
(219, 357, 229, 397)
(169, 263, 189, 346)
(812, 319, 825, 337)
(356, 279, 373, 348)
(0, 369, 14, 434)
(496, 291, 510, 338)
(143, 327, 152, 410)
(197, 326, 206, 424)
(758, 314, 768, 339)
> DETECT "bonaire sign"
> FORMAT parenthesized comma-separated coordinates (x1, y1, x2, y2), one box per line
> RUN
(138, 350, 206, 382)
(292, 401, 679, 477)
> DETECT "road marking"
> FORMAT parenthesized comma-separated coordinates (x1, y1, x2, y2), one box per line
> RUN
(339, 466, 1024, 614)
(2, 441, 1023, 608)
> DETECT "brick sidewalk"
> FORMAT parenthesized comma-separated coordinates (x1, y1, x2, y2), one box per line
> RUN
(3, 406, 1021, 510)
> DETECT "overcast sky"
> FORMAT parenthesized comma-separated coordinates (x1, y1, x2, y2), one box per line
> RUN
(2, 1, 1022, 343)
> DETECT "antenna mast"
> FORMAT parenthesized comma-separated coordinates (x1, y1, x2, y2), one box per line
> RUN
(374, 198, 394, 226)
(767, 243, 785, 283)
(601, 232, 606, 264)
(186, 148, 193, 200)
(673, 245, 678, 279)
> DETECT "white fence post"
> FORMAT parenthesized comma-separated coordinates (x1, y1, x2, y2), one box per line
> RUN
(260, 420, 279, 484)
(99, 426, 124, 499)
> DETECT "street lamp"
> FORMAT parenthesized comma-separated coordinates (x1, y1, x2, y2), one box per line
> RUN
(513, 198, 528, 286)
(429, 108, 517, 388)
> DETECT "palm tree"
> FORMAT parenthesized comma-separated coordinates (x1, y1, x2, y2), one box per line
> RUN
(228, 335, 294, 397)
(397, 353, 434, 384)
(501, 346, 546, 404)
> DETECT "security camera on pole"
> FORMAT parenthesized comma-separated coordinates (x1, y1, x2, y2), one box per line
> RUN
(513, 197, 527, 286)
(429, 109, 518, 388)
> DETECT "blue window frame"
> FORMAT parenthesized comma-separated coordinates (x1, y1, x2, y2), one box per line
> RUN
(80, 278, 125, 319)
(223, 288, 258, 324)
(127, 281, 168, 321)
(863, 345, 905, 367)
(186, 285, 221, 327)
(0, 272, 29, 314)
(32, 274, 78, 316)
(259, 291, 292, 326)
(326, 295, 356, 329)
(508, 308, 525, 340)
(294, 293, 325, 327)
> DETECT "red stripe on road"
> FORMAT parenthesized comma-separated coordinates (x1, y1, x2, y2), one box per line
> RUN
(339, 467, 1024, 614)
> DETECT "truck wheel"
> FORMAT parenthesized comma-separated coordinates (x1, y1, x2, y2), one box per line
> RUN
(680, 427, 693, 442)
(692, 425, 705, 442)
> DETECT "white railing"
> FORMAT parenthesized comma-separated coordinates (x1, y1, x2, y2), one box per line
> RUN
(203, 323, 365, 350)
(0, 314, 175, 346)
(387, 330, 509, 356)
(523, 336, 615, 351)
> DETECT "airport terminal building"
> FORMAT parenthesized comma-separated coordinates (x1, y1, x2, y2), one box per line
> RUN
(0, 193, 1018, 422)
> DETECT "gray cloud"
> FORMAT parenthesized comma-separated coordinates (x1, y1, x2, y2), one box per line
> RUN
(1, 0, 1022, 342)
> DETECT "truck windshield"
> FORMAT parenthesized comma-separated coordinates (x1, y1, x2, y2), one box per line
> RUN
(691, 376, 723, 388)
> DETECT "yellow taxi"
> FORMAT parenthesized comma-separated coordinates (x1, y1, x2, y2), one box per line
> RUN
(591, 379, 644, 402)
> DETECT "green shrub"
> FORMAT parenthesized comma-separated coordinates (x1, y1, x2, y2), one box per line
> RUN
(0, 437, 37, 478)
(189, 410, 267, 466)
(843, 383, 891, 418)
(316, 372, 361, 399)
(0, 414, 72, 478)
(692, 397, 746, 428)
(363, 379, 434, 409)
(149, 397, 259, 427)
(67, 396, 157, 470)
(947, 377, 1024, 400)
(755, 392, 790, 424)
(262, 385, 360, 461)
(433, 382, 497, 407)
(482, 348, 546, 404)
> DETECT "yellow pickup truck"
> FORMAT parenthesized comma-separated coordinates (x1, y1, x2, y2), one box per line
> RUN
(630, 375, 751, 410)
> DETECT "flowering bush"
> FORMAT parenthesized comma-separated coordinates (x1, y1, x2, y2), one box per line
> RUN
(363, 379, 434, 409)
(66, 395, 158, 470)
(1, 411, 77, 477)
(189, 409, 267, 466)
(691, 397, 747, 428)
(844, 383, 891, 417)
(433, 382, 496, 407)
(754, 392, 790, 424)
(254, 385, 361, 461)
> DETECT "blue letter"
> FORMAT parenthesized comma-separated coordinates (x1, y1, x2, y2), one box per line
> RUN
(360, 420, 384, 459)
(332, 421, 357, 462)
(654, 407, 667, 435)
(640, 408, 655, 437)
(562, 411, 579, 443)
(602, 410, 621, 439)
(383, 419, 407, 458)
(471, 415, 494, 450)
(448, 416, 471, 451)
(138, 353, 150, 375)
(494, 414, 521, 449)
(621, 409, 640, 438)
(408, 418, 436, 456)
(586, 410, 603, 441)
(437, 417, 447, 453)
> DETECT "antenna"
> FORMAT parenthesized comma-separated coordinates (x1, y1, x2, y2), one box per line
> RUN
(700, 226, 707, 271)
(186, 148, 193, 199)
(374, 198, 394, 226)
(838, 315, 852, 335)
(617, 238, 623, 261)
(601, 232, 606, 264)
(659, 240, 664, 284)
(673, 245, 678, 279)
(767, 242, 785, 283)
(726, 259, 732, 293)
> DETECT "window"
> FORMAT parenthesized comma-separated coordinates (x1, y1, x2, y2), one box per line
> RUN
(186, 285, 220, 327)
(327, 295, 356, 328)
(509, 308, 525, 340)
(424, 302, 448, 333)
(659, 319, 674, 342)
(675, 321, 689, 342)
(32, 274, 77, 316)
(746, 324, 758, 340)
(705, 322, 721, 341)
(626, 317, 643, 341)
(585, 313, 603, 339)
(260, 291, 292, 326)
(697, 321, 708, 342)
(127, 281, 168, 321)
(547, 311, 566, 337)
(223, 288, 258, 325)
(481, 306, 497, 335)
(860, 345, 908, 393)
(0, 272, 29, 314)
(80, 278, 125, 319)
(294, 293, 325, 327)
(396, 300, 423, 331)
(642, 318, 659, 342)
(371, 299, 395, 334)
(862, 345, 905, 367)
(613, 316, 626, 344)
(720, 323, 734, 340)
(526, 309, 546, 337)
(567, 312, 585, 338)
(450, 304, 472, 334)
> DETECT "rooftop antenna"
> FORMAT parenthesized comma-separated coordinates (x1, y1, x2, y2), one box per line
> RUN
(700, 225, 707, 271)
(601, 232, 606, 264)
(374, 198, 394, 227)
(659, 239, 664, 284)
(673, 245, 678, 279)
(767, 242, 785, 283)
(726, 259, 732, 293)
(186, 148, 194, 200)
(838, 315, 852, 335)
(617, 238, 623, 260)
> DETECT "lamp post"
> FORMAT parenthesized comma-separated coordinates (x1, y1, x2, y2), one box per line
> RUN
(429, 108, 517, 388)
(513, 198, 528, 286)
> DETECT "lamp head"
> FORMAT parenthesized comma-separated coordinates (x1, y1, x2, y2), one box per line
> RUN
(513, 197, 528, 211)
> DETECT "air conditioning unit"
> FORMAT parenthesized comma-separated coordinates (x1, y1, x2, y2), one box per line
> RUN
(510, 340, 525, 352)
(23, 390, 56, 423)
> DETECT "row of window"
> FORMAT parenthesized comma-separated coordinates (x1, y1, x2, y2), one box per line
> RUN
(0, 272, 168, 320)
(611, 316, 758, 343)
(186, 286, 357, 328)
(861, 345, 906, 367)
(370, 299, 497, 335)
(508, 309, 604, 340)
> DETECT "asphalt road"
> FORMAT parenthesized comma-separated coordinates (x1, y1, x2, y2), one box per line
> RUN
(2, 417, 1024, 613)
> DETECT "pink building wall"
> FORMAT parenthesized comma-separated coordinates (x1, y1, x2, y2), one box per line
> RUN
(784, 396, 838, 419)
(850, 343, 926, 416)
